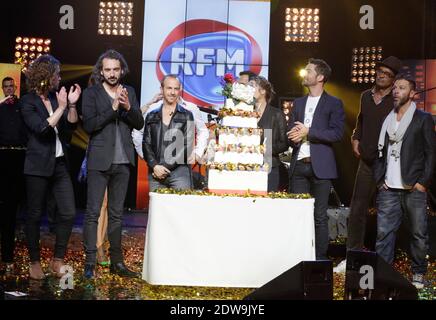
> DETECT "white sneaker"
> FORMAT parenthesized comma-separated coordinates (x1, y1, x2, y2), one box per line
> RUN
(411, 273, 424, 289)
(333, 259, 347, 273)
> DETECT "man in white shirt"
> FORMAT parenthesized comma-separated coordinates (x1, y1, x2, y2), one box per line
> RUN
(287, 58, 345, 260)
(374, 75, 435, 289)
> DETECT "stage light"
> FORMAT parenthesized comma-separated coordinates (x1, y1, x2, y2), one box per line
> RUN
(98, 1, 133, 36)
(351, 46, 383, 84)
(14, 36, 51, 72)
(299, 69, 307, 78)
(284, 7, 320, 42)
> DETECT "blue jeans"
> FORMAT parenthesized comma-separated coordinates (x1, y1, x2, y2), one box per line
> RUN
(375, 187, 428, 274)
(149, 165, 192, 192)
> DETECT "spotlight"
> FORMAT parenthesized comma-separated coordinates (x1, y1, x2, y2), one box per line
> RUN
(351, 46, 383, 84)
(98, 2, 134, 36)
(14, 36, 51, 71)
(284, 7, 320, 42)
(299, 69, 307, 78)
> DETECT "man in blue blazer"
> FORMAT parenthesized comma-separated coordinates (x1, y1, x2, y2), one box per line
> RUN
(288, 58, 345, 260)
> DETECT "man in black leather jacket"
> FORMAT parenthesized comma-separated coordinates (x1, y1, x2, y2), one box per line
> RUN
(142, 75, 194, 191)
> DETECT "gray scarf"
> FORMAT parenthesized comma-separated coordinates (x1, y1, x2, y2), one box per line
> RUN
(378, 101, 416, 160)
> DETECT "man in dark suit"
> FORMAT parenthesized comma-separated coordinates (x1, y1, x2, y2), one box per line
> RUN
(20, 55, 80, 280)
(287, 58, 345, 260)
(0, 77, 27, 274)
(374, 75, 435, 289)
(82, 50, 144, 279)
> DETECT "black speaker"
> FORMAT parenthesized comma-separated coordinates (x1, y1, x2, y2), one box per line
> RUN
(344, 250, 418, 300)
(244, 261, 333, 300)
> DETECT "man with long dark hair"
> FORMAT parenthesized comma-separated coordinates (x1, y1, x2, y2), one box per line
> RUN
(20, 54, 80, 279)
(82, 49, 144, 279)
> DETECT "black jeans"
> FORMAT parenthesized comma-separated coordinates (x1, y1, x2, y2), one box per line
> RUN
(25, 158, 76, 262)
(268, 166, 280, 192)
(0, 150, 25, 262)
(347, 159, 377, 250)
(290, 161, 332, 260)
(84, 164, 130, 265)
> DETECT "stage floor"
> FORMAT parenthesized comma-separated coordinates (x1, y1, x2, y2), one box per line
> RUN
(0, 211, 434, 300)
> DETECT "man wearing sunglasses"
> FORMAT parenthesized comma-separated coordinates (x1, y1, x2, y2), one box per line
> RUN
(335, 56, 402, 273)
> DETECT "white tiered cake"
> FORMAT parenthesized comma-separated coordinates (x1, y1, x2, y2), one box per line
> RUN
(207, 83, 268, 195)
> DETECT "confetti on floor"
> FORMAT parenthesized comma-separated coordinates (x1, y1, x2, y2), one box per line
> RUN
(1, 226, 434, 300)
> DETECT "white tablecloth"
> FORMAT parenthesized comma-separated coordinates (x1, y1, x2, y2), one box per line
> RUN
(142, 192, 315, 287)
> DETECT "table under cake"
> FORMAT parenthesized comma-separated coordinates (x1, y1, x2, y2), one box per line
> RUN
(142, 192, 316, 288)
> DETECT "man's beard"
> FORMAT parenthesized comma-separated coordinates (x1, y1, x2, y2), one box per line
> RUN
(165, 95, 177, 104)
(302, 78, 316, 87)
(394, 95, 409, 108)
(104, 76, 120, 87)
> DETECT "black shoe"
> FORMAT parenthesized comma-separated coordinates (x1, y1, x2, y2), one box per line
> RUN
(110, 262, 140, 278)
(83, 264, 95, 279)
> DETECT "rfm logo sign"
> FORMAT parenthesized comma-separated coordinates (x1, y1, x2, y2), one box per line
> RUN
(156, 19, 262, 106)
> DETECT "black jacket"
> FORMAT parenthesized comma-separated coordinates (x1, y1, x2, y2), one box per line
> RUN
(374, 109, 435, 188)
(258, 104, 289, 168)
(82, 83, 144, 171)
(20, 91, 77, 176)
(142, 104, 194, 171)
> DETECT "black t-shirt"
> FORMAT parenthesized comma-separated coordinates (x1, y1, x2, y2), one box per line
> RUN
(352, 89, 395, 165)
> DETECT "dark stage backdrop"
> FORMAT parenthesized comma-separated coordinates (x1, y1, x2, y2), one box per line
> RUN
(0, 0, 434, 208)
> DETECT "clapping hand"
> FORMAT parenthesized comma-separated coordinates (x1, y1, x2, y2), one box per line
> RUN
(68, 84, 81, 106)
(56, 87, 68, 109)
(118, 87, 130, 110)
(287, 122, 308, 143)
